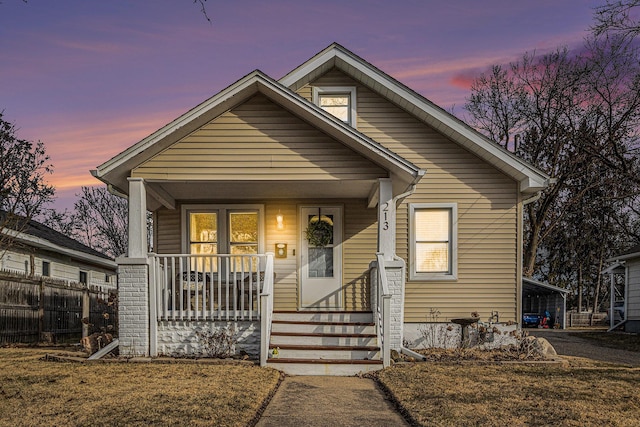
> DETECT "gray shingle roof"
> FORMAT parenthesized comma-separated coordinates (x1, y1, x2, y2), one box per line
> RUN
(0, 210, 113, 261)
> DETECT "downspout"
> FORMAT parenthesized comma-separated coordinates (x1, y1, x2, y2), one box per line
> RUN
(390, 183, 428, 360)
(522, 192, 541, 206)
(519, 189, 545, 329)
(107, 184, 128, 200)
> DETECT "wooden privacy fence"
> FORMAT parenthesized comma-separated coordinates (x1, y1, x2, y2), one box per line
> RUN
(0, 270, 117, 345)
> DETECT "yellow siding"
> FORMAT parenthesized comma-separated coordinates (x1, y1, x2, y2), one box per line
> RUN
(304, 70, 519, 322)
(155, 208, 181, 254)
(266, 201, 298, 311)
(343, 199, 377, 310)
(133, 94, 386, 181)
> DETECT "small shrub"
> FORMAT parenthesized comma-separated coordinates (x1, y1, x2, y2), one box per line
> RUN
(196, 325, 237, 358)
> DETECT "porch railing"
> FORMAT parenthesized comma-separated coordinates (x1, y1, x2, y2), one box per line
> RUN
(375, 253, 392, 367)
(149, 253, 274, 322)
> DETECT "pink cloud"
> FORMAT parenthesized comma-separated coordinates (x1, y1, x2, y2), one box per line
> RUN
(23, 109, 185, 194)
(449, 73, 477, 91)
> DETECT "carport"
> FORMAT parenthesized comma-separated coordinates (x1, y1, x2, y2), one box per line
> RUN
(522, 277, 569, 329)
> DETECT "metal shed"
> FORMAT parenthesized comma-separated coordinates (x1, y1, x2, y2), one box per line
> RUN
(522, 277, 569, 329)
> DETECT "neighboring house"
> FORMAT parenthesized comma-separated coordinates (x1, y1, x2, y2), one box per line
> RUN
(93, 43, 549, 374)
(0, 211, 117, 288)
(605, 244, 640, 333)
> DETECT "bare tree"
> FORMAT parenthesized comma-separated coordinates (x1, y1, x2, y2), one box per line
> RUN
(0, 112, 55, 256)
(73, 186, 128, 259)
(193, 0, 211, 22)
(593, 0, 640, 40)
(465, 31, 640, 310)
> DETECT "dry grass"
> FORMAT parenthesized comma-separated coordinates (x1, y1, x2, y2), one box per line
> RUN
(413, 347, 546, 362)
(0, 348, 281, 427)
(376, 361, 640, 427)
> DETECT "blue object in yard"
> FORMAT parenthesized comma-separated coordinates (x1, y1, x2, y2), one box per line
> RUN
(522, 313, 542, 328)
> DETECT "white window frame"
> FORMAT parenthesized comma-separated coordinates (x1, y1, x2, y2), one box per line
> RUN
(313, 86, 357, 127)
(409, 203, 458, 281)
(181, 204, 265, 255)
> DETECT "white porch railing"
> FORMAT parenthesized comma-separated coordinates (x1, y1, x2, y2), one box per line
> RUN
(375, 253, 392, 367)
(149, 253, 274, 322)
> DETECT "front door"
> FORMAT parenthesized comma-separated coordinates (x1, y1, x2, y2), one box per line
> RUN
(299, 206, 343, 309)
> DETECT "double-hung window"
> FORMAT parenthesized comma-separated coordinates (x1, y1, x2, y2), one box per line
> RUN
(313, 86, 357, 126)
(184, 205, 263, 272)
(409, 203, 457, 280)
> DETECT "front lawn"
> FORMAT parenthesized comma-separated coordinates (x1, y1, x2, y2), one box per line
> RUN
(377, 360, 640, 426)
(0, 348, 281, 427)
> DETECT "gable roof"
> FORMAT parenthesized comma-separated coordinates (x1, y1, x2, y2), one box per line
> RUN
(0, 211, 116, 269)
(280, 43, 550, 194)
(93, 70, 425, 196)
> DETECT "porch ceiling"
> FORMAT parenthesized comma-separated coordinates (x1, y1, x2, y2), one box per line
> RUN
(145, 179, 379, 209)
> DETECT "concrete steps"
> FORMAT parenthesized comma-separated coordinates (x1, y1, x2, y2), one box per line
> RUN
(266, 311, 382, 376)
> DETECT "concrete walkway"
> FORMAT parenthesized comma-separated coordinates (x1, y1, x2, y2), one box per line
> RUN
(255, 376, 409, 427)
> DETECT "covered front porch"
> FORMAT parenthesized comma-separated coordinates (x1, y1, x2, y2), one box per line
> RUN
(117, 174, 416, 369)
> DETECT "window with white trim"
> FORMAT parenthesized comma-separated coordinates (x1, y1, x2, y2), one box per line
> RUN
(409, 204, 457, 280)
(313, 86, 357, 126)
(184, 205, 264, 271)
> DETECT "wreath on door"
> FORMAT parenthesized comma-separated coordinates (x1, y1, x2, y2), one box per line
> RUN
(305, 215, 333, 248)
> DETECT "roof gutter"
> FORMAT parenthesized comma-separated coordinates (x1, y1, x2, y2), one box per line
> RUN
(522, 177, 556, 206)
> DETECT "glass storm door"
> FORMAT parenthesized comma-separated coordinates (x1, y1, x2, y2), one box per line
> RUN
(299, 206, 343, 309)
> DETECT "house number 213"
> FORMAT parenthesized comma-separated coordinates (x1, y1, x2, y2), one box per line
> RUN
(382, 202, 389, 231)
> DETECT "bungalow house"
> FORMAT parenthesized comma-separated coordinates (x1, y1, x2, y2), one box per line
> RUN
(0, 211, 117, 287)
(93, 43, 549, 374)
(604, 244, 640, 332)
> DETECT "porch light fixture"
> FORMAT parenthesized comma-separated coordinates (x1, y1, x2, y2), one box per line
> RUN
(276, 211, 284, 230)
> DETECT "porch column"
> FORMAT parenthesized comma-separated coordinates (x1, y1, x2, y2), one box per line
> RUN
(378, 178, 395, 261)
(116, 177, 150, 357)
(127, 177, 147, 258)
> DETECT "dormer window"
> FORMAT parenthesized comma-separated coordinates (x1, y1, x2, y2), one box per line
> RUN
(313, 86, 357, 126)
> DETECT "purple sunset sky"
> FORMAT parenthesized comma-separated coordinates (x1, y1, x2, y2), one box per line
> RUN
(1, 0, 601, 210)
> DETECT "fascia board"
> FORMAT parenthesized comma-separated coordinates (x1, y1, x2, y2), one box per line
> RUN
(522, 277, 570, 294)
(279, 44, 338, 88)
(2, 228, 117, 269)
